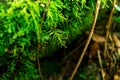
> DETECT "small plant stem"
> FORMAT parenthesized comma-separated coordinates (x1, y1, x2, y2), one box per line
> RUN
(40, 0, 50, 27)
(37, 0, 50, 79)
(69, 0, 101, 80)
(97, 50, 105, 80)
(103, 0, 117, 59)
(63, 41, 85, 60)
(103, 0, 116, 79)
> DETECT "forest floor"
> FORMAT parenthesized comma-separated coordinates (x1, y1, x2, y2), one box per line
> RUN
(40, 8, 120, 80)
(41, 24, 120, 80)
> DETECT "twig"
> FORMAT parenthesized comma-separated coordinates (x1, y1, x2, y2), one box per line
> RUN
(103, 0, 117, 79)
(97, 50, 105, 80)
(63, 40, 86, 60)
(103, 0, 117, 59)
(69, 0, 101, 80)
(37, 0, 50, 79)
(40, 0, 50, 27)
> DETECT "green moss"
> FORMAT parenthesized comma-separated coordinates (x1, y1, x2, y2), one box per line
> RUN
(0, 0, 112, 79)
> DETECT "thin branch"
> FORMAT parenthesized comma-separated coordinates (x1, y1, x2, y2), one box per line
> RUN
(103, 0, 117, 59)
(40, 0, 50, 27)
(97, 50, 105, 80)
(63, 40, 86, 60)
(37, 0, 50, 79)
(69, 0, 101, 79)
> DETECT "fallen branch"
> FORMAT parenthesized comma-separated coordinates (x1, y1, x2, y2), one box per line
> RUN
(69, 0, 101, 80)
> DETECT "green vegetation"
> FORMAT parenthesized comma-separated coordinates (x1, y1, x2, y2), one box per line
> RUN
(0, 0, 119, 80)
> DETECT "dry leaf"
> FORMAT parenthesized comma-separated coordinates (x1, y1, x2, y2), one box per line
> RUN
(114, 75, 120, 80)
(112, 34, 120, 47)
(89, 42, 99, 58)
(117, 48, 120, 56)
(92, 33, 105, 43)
